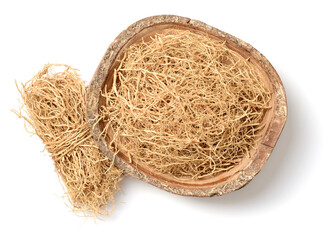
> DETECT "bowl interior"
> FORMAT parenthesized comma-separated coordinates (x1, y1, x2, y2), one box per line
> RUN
(98, 23, 275, 189)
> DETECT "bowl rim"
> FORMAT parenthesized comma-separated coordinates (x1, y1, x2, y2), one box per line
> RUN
(87, 15, 287, 197)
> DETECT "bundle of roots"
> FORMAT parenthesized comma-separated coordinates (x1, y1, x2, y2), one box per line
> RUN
(15, 64, 122, 216)
(100, 29, 271, 180)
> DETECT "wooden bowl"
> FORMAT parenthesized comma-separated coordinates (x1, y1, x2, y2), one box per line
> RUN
(87, 15, 287, 197)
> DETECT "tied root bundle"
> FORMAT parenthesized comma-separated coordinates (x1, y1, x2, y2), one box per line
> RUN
(15, 64, 122, 216)
(100, 29, 271, 180)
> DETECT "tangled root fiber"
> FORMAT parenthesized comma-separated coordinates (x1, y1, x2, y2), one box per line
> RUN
(15, 64, 123, 216)
(100, 29, 271, 180)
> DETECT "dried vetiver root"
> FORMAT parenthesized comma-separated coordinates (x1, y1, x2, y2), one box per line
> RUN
(15, 64, 123, 216)
(100, 29, 271, 180)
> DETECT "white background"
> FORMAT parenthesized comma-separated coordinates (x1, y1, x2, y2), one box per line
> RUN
(1, 0, 326, 239)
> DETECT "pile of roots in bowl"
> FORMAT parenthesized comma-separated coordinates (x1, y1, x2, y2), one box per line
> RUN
(15, 64, 123, 216)
(99, 29, 271, 180)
